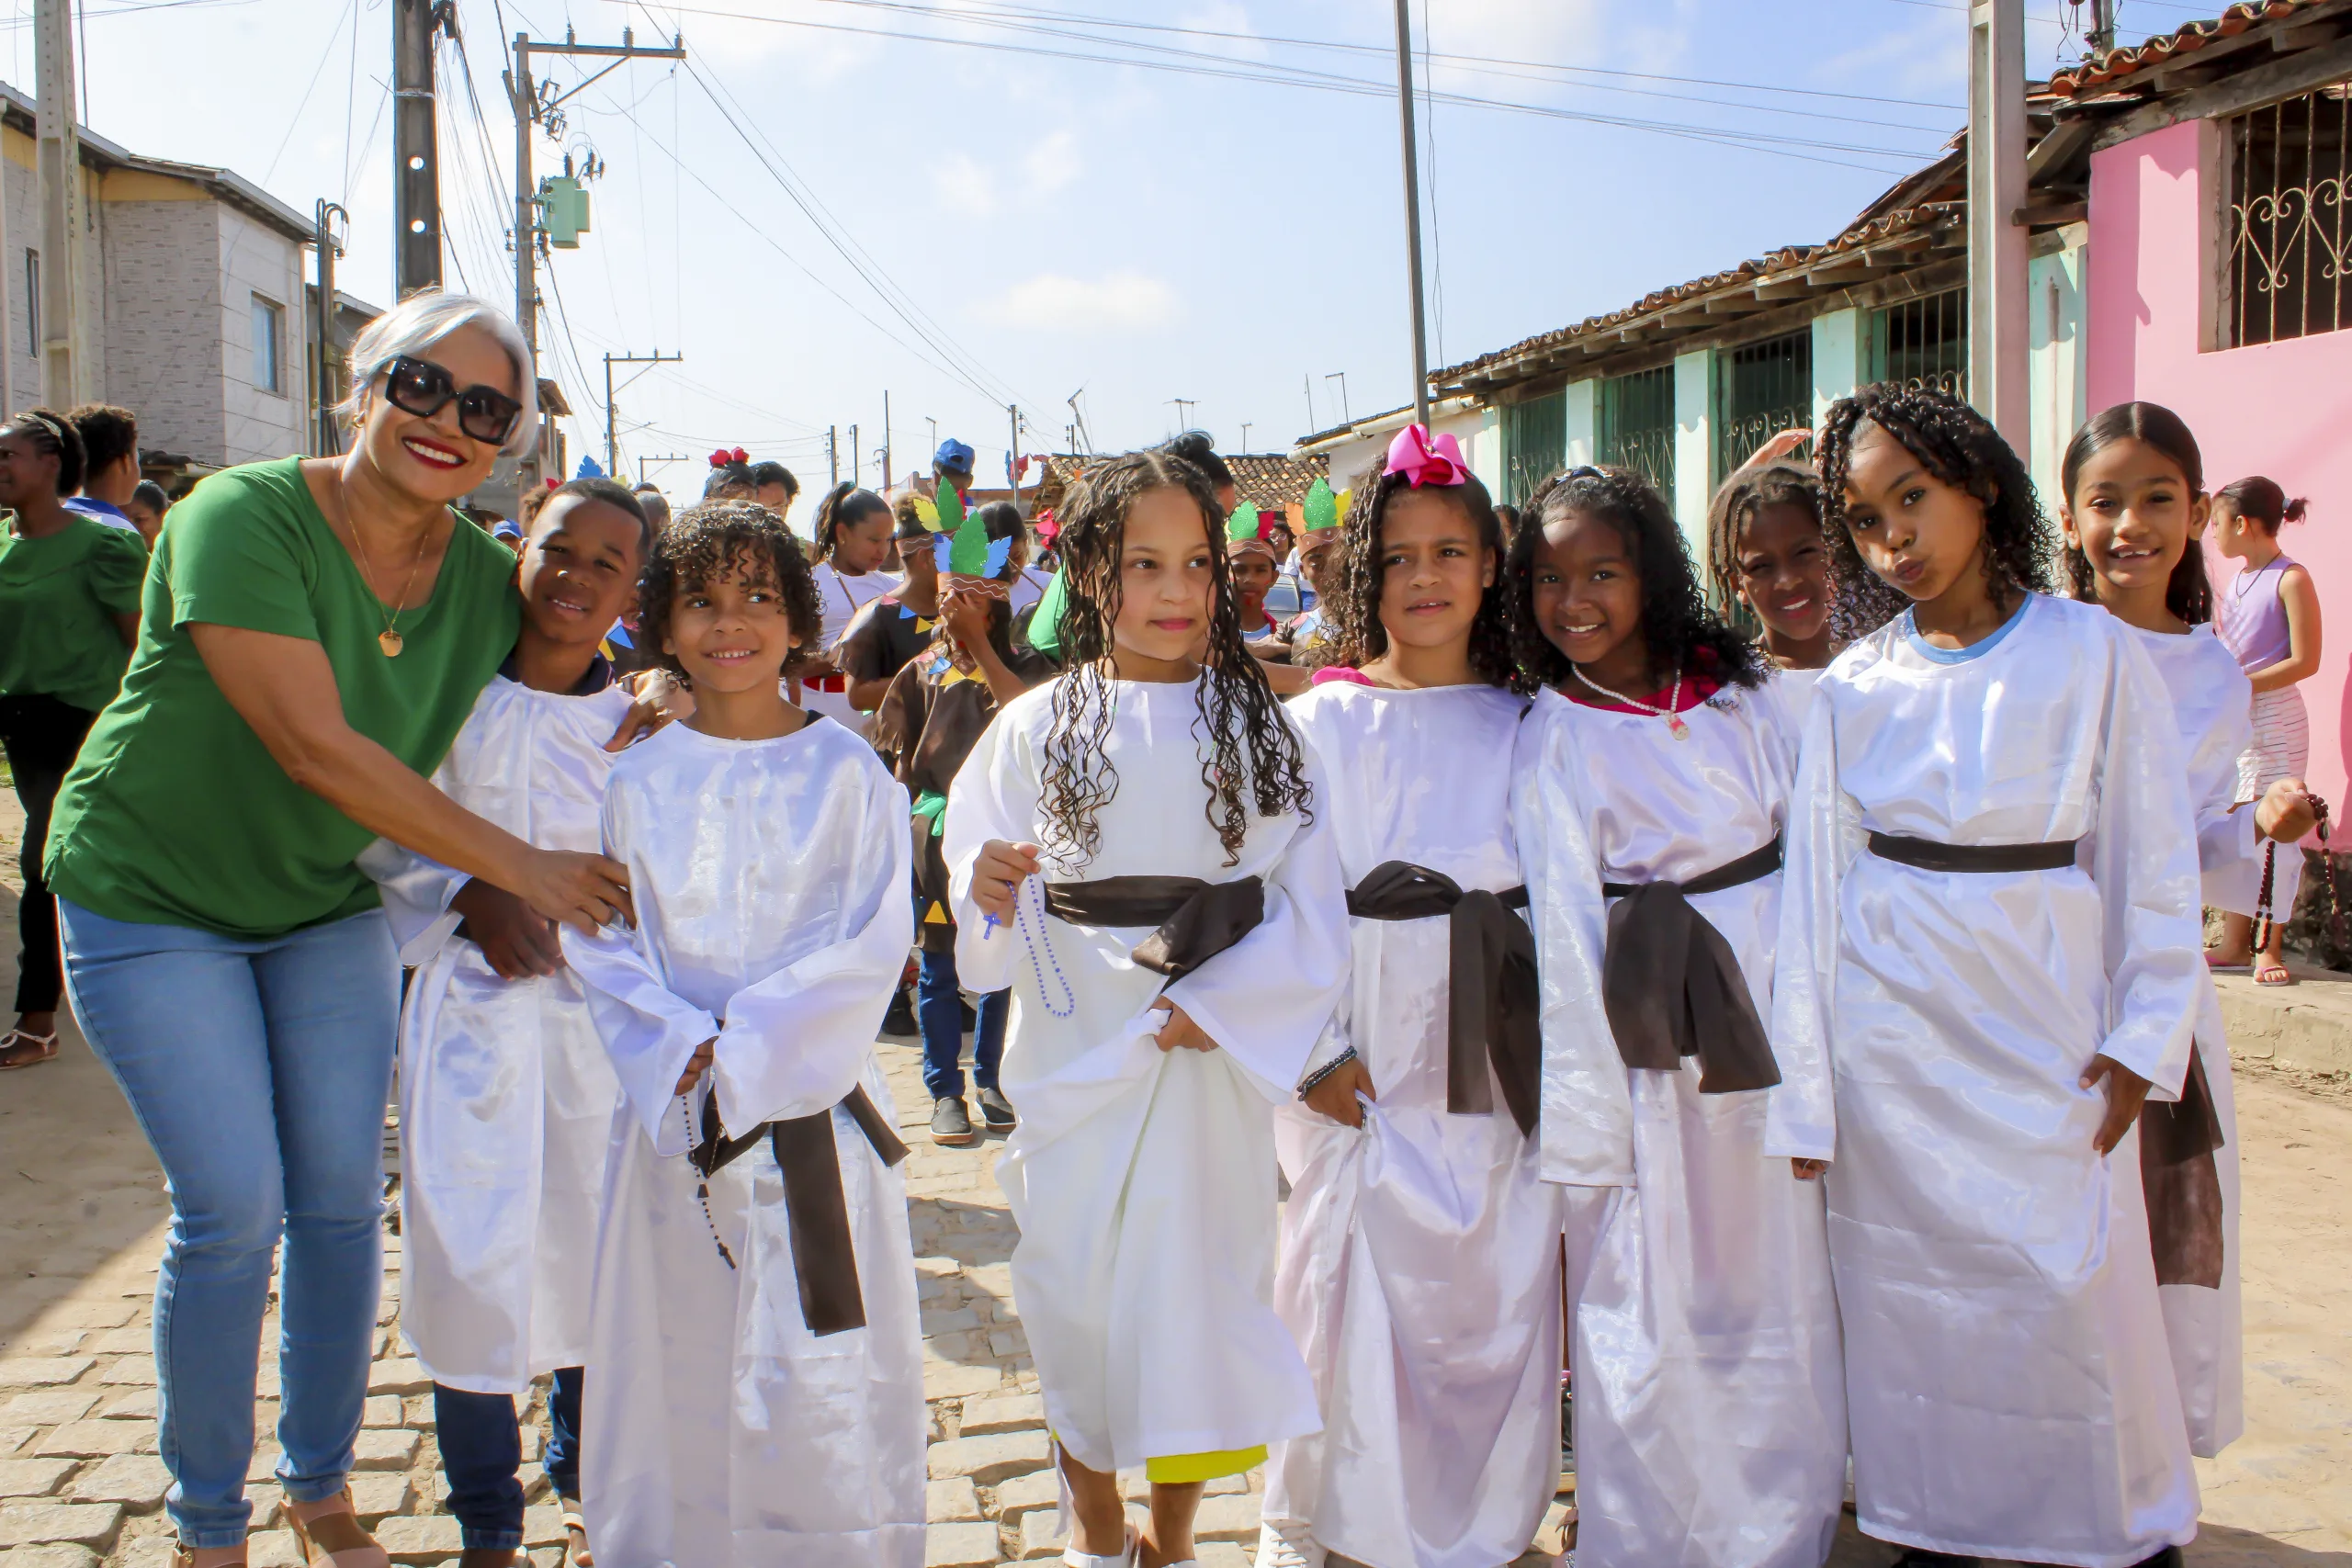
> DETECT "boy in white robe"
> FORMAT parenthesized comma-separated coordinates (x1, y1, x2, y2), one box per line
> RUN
(1507, 465, 1847, 1568)
(566, 500, 924, 1568)
(944, 451, 1349, 1568)
(1257, 434, 1562, 1568)
(1778, 389, 2205, 1568)
(360, 478, 651, 1565)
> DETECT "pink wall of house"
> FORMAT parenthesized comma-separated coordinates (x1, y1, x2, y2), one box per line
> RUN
(2088, 118, 2352, 815)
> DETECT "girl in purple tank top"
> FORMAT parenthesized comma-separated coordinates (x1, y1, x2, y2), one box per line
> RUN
(2211, 476, 2322, 985)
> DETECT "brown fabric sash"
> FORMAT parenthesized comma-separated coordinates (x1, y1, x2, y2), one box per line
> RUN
(1867, 832, 2080, 874)
(690, 1082, 911, 1337)
(1044, 874, 1266, 982)
(1345, 863, 1538, 1136)
(1599, 837, 1784, 1095)
(2139, 1043, 2226, 1289)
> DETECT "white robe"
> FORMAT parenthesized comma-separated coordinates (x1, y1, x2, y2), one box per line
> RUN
(1512, 679, 1846, 1568)
(1263, 683, 1561, 1568)
(943, 676, 1351, 1475)
(1770, 593, 2204, 1568)
(358, 676, 630, 1394)
(564, 717, 922, 1568)
(2131, 621, 2252, 1457)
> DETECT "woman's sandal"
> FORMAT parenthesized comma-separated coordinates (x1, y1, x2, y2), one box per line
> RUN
(168, 1546, 248, 1568)
(0, 1029, 58, 1068)
(2255, 957, 2295, 986)
(561, 1501, 595, 1566)
(285, 1488, 391, 1568)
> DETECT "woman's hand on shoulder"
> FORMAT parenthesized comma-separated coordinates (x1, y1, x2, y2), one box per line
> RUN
(971, 839, 1040, 922)
(515, 848, 634, 935)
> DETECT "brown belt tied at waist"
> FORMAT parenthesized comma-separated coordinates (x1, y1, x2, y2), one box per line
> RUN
(1045, 874, 1266, 981)
(1600, 837, 1784, 1094)
(1867, 832, 2080, 874)
(2140, 1043, 2227, 1290)
(1345, 863, 1538, 1136)
(689, 1082, 910, 1337)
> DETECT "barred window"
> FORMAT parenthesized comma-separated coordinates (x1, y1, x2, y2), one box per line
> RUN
(1869, 288, 1968, 398)
(1503, 390, 1566, 505)
(2223, 85, 2352, 348)
(1598, 366, 1676, 513)
(1713, 330, 1812, 487)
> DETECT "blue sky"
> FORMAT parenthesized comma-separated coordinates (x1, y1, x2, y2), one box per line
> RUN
(17, 0, 2210, 515)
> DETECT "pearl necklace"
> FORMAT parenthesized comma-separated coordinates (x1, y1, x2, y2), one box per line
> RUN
(1570, 663, 1690, 740)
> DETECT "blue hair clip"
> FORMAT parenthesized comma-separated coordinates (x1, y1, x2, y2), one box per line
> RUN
(985, 535, 1013, 578)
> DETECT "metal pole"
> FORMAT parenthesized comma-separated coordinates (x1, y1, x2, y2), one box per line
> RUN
(1304, 374, 1315, 434)
(1966, 0, 2030, 449)
(2086, 0, 2117, 57)
(828, 425, 838, 489)
(316, 201, 346, 456)
(1008, 403, 1021, 517)
(882, 389, 892, 490)
(849, 423, 859, 488)
(509, 32, 539, 490)
(393, 0, 445, 296)
(605, 353, 616, 476)
(1392, 0, 1430, 432)
(33, 0, 80, 406)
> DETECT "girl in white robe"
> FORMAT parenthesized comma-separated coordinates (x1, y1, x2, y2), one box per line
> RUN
(801, 483, 899, 732)
(944, 450, 1349, 1568)
(565, 500, 924, 1568)
(1707, 461, 1839, 723)
(2056, 401, 2324, 1459)
(1259, 436, 1561, 1568)
(1504, 465, 1846, 1568)
(1777, 387, 2207, 1568)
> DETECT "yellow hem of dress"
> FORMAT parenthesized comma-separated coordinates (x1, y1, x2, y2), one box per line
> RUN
(1144, 1447, 1266, 1484)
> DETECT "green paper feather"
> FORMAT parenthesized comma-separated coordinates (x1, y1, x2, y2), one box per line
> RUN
(1302, 478, 1339, 532)
(935, 479, 966, 534)
(1226, 500, 1261, 543)
(1030, 567, 1068, 658)
(948, 507, 990, 576)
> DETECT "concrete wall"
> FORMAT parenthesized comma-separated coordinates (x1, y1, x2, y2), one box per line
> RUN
(1811, 307, 1864, 432)
(1672, 347, 1713, 556)
(217, 204, 307, 464)
(2028, 225, 2090, 512)
(2087, 118, 2352, 814)
(102, 197, 223, 457)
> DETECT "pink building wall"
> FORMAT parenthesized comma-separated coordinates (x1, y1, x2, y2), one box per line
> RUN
(2087, 118, 2352, 814)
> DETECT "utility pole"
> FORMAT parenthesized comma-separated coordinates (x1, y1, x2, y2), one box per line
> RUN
(314, 200, 349, 455)
(828, 425, 838, 488)
(507, 26, 686, 491)
(882, 389, 892, 489)
(2085, 0, 2117, 56)
(1392, 0, 1431, 432)
(636, 452, 686, 486)
(1966, 0, 2030, 449)
(33, 0, 80, 406)
(393, 1, 453, 298)
(1007, 403, 1021, 516)
(848, 423, 859, 488)
(602, 348, 681, 475)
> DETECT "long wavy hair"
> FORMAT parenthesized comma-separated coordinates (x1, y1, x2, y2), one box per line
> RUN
(1040, 449, 1313, 869)
(1326, 466, 1522, 690)
(1503, 465, 1767, 693)
(1815, 383, 2057, 640)
(2059, 400, 2211, 625)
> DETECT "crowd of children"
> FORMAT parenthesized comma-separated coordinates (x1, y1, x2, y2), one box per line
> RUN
(365, 387, 2318, 1568)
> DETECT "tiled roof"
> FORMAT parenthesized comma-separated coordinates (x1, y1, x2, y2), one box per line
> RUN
(1033, 450, 1329, 514)
(2048, 1, 2332, 98)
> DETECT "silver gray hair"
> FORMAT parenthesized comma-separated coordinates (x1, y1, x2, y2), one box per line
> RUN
(337, 291, 539, 457)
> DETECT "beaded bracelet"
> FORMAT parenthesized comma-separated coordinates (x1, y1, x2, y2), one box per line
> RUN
(1295, 1046, 1359, 1101)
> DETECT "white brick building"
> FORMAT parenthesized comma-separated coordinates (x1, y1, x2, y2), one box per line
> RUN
(0, 83, 348, 475)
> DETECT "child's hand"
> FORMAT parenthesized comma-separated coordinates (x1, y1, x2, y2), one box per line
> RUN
(940, 586, 995, 654)
(450, 878, 563, 979)
(1792, 1158, 1828, 1181)
(2256, 777, 2322, 844)
(1741, 427, 1814, 471)
(2082, 1054, 2154, 1154)
(972, 840, 1041, 922)
(1148, 999, 1217, 1053)
(673, 1038, 717, 1096)
(1302, 1056, 1375, 1128)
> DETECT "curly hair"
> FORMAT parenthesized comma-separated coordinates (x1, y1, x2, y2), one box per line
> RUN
(2059, 400, 2211, 626)
(636, 500, 821, 682)
(1502, 465, 1767, 693)
(1326, 467, 1521, 690)
(1705, 461, 1825, 610)
(1815, 383, 2056, 640)
(1040, 449, 1313, 869)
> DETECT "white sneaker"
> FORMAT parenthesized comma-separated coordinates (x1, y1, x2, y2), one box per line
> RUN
(1065, 1527, 1138, 1568)
(1254, 1520, 1325, 1568)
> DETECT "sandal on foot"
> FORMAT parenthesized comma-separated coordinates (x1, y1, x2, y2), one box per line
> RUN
(169, 1546, 249, 1568)
(562, 1501, 595, 1566)
(1067, 1527, 1138, 1568)
(2256, 959, 2295, 986)
(0, 1029, 58, 1069)
(285, 1489, 390, 1568)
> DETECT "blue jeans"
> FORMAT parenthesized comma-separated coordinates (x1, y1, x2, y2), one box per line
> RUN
(918, 943, 1006, 1101)
(433, 1368, 582, 1549)
(58, 900, 400, 1551)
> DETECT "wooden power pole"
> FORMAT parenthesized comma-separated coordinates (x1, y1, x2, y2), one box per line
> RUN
(33, 0, 81, 406)
(1967, 0, 2030, 449)
(393, 0, 452, 299)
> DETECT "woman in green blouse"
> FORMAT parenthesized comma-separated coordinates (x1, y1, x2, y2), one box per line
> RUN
(0, 408, 144, 1068)
(45, 292, 635, 1568)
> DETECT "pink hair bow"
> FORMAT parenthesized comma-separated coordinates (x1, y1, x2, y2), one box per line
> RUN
(1385, 423, 1467, 487)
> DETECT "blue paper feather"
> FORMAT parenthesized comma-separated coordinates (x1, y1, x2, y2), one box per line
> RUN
(985, 535, 1013, 577)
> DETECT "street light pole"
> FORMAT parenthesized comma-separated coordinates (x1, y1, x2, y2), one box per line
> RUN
(1392, 0, 1431, 433)
(603, 349, 681, 476)
(1966, 0, 2030, 449)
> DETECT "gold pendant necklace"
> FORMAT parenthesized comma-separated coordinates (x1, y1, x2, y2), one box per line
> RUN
(335, 476, 430, 658)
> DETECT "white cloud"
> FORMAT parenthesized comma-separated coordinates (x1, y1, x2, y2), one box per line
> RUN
(933, 151, 998, 220)
(933, 129, 1080, 219)
(1023, 129, 1082, 197)
(993, 271, 1178, 333)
